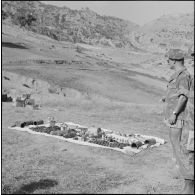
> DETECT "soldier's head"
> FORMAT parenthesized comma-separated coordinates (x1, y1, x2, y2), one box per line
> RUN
(166, 49, 185, 70)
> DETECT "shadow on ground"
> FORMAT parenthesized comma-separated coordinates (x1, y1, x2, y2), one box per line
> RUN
(12, 179, 58, 194)
(2, 42, 28, 49)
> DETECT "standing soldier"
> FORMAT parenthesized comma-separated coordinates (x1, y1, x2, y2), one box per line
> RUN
(179, 50, 194, 194)
(161, 49, 193, 193)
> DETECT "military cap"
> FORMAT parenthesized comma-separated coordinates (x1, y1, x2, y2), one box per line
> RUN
(167, 49, 185, 60)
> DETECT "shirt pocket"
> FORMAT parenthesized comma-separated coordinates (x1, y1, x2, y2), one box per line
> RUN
(167, 78, 177, 89)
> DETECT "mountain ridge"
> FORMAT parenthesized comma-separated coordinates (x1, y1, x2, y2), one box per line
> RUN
(2, 1, 194, 51)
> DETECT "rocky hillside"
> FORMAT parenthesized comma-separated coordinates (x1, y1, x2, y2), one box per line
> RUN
(2, 1, 139, 48)
(2, 1, 194, 52)
(132, 13, 194, 53)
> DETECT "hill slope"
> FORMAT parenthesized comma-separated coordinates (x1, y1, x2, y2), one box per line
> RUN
(2, 1, 139, 48)
(131, 13, 194, 53)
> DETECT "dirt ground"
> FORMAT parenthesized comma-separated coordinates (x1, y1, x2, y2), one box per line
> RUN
(1, 23, 185, 194)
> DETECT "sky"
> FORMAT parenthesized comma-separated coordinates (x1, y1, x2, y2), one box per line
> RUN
(41, 1, 194, 25)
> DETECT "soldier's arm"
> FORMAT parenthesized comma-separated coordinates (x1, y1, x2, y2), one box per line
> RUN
(174, 74, 191, 115)
(173, 95, 187, 115)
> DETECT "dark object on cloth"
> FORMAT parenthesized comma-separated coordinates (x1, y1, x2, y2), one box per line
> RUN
(131, 141, 143, 148)
(81, 134, 88, 141)
(25, 99, 35, 106)
(144, 138, 156, 145)
(20, 121, 34, 128)
(14, 120, 44, 128)
(50, 130, 63, 136)
(49, 121, 56, 127)
(68, 129, 77, 134)
(63, 129, 77, 138)
(30, 126, 60, 134)
(33, 120, 44, 125)
(63, 132, 77, 138)
(20, 122, 26, 128)
(89, 138, 130, 149)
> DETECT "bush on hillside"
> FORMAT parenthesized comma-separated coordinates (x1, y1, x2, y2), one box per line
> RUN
(2, 10, 9, 20)
(13, 8, 37, 28)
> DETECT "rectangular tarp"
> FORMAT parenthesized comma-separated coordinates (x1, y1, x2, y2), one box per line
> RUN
(9, 122, 166, 155)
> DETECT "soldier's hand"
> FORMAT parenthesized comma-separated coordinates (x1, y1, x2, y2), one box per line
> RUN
(168, 114, 177, 125)
(159, 96, 166, 103)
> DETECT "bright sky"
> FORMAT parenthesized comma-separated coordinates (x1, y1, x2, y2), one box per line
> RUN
(41, 1, 194, 25)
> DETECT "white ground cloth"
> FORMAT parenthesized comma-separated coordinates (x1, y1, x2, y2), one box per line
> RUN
(9, 122, 166, 155)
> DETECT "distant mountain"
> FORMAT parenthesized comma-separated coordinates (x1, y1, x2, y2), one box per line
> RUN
(2, 1, 194, 52)
(132, 13, 194, 53)
(2, 1, 139, 48)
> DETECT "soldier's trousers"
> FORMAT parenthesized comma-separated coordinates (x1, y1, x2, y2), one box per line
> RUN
(169, 126, 194, 181)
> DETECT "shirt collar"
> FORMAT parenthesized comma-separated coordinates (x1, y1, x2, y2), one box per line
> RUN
(170, 67, 187, 80)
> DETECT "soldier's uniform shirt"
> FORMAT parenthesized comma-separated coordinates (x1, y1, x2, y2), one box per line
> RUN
(180, 74, 194, 147)
(163, 67, 191, 126)
(179, 75, 194, 180)
(185, 75, 194, 131)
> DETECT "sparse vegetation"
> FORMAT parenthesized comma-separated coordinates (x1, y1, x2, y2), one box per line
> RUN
(13, 8, 37, 28)
(2, 10, 9, 20)
(135, 13, 194, 52)
(2, 1, 138, 47)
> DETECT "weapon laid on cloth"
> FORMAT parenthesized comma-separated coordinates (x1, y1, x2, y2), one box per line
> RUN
(11, 120, 44, 128)
(131, 141, 143, 148)
(144, 138, 156, 145)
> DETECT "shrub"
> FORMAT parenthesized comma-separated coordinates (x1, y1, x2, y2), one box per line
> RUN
(13, 8, 37, 28)
(2, 10, 9, 20)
